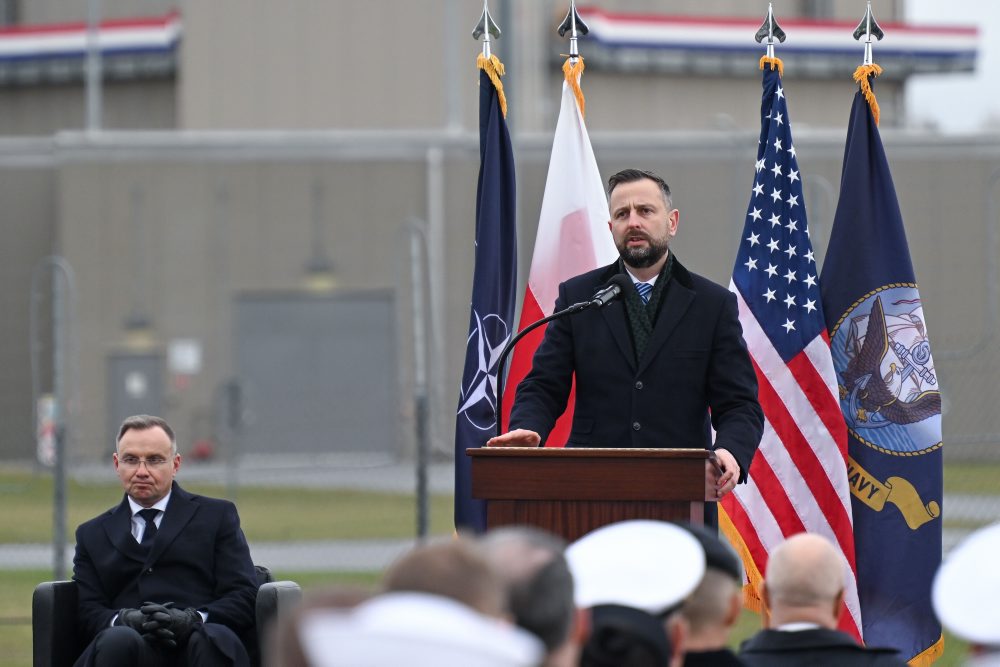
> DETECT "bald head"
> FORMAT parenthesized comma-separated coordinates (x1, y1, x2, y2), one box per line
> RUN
(764, 534, 844, 628)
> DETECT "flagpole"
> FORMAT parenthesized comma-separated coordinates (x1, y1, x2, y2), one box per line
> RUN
(473, 0, 501, 60)
(558, 1, 589, 65)
(851, 2, 885, 125)
(754, 3, 786, 61)
(852, 1, 884, 67)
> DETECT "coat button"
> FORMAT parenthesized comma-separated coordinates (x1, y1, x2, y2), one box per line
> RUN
(147, 568, 153, 574)
(632, 421, 641, 431)
(635, 380, 644, 390)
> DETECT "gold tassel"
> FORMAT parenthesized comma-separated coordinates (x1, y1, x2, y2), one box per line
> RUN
(477, 53, 508, 119)
(759, 55, 784, 77)
(719, 508, 766, 615)
(853, 63, 883, 126)
(562, 56, 587, 118)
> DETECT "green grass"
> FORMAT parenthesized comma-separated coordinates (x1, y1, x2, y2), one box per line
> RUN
(0, 469, 455, 543)
(943, 462, 1000, 496)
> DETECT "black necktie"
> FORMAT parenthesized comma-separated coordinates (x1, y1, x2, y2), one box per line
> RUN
(138, 508, 159, 544)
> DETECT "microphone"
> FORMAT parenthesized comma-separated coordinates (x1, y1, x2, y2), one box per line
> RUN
(589, 274, 633, 308)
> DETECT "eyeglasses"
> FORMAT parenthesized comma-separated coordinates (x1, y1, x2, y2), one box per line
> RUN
(119, 455, 171, 469)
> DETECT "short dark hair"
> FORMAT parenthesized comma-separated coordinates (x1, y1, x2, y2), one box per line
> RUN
(482, 527, 575, 651)
(116, 414, 177, 455)
(607, 169, 673, 208)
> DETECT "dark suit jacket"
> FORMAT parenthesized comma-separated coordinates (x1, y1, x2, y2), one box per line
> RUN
(72, 482, 258, 656)
(684, 648, 746, 667)
(739, 628, 908, 666)
(510, 259, 764, 480)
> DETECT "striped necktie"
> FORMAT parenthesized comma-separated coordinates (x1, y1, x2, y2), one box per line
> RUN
(635, 281, 653, 304)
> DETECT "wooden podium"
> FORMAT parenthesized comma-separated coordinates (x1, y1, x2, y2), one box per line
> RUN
(468, 447, 712, 542)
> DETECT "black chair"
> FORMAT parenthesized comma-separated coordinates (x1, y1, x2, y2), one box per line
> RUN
(31, 568, 302, 667)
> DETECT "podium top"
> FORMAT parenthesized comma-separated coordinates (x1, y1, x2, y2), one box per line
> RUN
(467, 447, 712, 460)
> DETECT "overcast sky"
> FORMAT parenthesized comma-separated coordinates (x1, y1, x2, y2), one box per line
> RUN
(905, 0, 1000, 133)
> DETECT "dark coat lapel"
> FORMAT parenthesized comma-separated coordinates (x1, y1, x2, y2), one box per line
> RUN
(101, 496, 147, 564)
(638, 278, 694, 376)
(145, 482, 198, 566)
(596, 263, 636, 370)
(601, 299, 636, 371)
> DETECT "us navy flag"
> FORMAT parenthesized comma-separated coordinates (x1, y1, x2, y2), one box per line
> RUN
(821, 77, 943, 663)
(454, 61, 517, 532)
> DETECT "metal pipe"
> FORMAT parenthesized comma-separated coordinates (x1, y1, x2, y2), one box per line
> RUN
(85, 0, 102, 132)
(408, 217, 430, 540)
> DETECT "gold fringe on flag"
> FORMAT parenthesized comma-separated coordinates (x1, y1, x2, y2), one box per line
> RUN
(718, 507, 766, 615)
(853, 63, 883, 127)
(477, 52, 508, 118)
(562, 56, 586, 118)
(759, 55, 784, 77)
(908, 635, 945, 666)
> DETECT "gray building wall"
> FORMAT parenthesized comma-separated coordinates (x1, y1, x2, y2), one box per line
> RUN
(0, 147, 56, 461)
(3, 0, 995, 462)
(0, 82, 176, 136)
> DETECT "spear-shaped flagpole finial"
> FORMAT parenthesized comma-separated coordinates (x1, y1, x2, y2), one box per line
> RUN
(852, 1, 884, 66)
(754, 3, 786, 60)
(557, 0, 590, 62)
(472, 0, 501, 59)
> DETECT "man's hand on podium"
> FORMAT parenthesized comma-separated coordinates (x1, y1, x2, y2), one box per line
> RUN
(485, 429, 542, 447)
(707, 448, 740, 500)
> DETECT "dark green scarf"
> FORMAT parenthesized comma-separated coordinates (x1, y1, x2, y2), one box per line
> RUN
(621, 253, 675, 363)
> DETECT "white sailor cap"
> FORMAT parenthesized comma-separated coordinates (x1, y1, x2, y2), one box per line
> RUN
(298, 591, 544, 667)
(932, 522, 1000, 647)
(566, 520, 706, 615)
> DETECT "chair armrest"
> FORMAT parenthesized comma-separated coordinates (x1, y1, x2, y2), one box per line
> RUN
(32, 580, 79, 667)
(256, 580, 302, 636)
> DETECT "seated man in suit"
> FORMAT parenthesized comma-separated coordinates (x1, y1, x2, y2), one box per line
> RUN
(73, 414, 258, 667)
(488, 169, 763, 506)
(739, 533, 906, 666)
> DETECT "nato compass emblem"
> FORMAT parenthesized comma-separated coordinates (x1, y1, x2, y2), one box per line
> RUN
(457, 311, 512, 431)
(830, 285, 941, 454)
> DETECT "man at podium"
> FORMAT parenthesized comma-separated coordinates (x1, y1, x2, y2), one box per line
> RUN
(487, 169, 763, 504)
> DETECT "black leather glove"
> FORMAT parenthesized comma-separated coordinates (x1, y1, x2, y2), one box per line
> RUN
(113, 608, 146, 632)
(140, 602, 203, 646)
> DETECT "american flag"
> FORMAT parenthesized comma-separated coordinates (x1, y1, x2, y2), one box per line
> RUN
(720, 61, 862, 639)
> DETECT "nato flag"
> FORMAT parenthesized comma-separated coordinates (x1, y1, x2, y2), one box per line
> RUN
(454, 66, 517, 533)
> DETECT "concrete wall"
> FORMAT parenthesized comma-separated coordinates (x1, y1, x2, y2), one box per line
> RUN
(0, 148, 56, 460)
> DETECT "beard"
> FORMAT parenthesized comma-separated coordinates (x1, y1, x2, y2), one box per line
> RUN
(617, 232, 670, 269)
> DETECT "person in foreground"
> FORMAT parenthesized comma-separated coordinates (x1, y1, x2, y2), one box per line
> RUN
(566, 520, 707, 667)
(73, 415, 258, 667)
(932, 521, 1000, 666)
(739, 533, 906, 667)
(488, 169, 763, 504)
(680, 524, 746, 667)
(482, 526, 579, 667)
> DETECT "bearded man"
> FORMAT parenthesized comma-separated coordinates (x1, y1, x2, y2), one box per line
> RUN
(488, 169, 763, 514)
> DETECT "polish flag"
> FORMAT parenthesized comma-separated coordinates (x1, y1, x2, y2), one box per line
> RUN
(500, 70, 619, 445)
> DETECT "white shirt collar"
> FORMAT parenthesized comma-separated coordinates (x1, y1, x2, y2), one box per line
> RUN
(625, 268, 657, 288)
(127, 490, 171, 516)
(774, 622, 823, 632)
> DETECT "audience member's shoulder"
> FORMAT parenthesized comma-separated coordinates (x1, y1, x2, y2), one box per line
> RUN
(76, 502, 122, 533)
(686, 269, 732, 300)
(177, 486, 240, 513)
